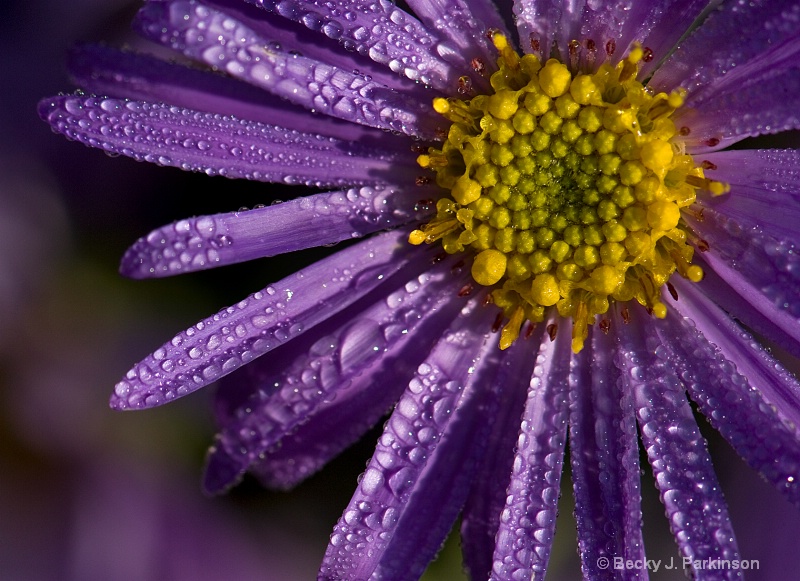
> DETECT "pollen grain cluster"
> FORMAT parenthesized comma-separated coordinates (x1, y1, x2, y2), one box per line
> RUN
(411, 34, 728, 352)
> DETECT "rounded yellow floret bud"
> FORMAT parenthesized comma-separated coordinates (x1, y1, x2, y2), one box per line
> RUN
(452, 176, 483, 205)
(647, 200, 681, 231)
(641, 140, 674, 173)
(472, 249, 507, 286)
(530, 273, 560, 306)
(589, 265, 624, 295)
(539, 60, 571, 98)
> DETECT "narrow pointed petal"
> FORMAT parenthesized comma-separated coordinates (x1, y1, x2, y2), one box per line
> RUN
(405, 0, 508, 90)
(658, 278, 800, 506)
(110, 230, 417, 410)
(633, 0, 722, 78)
(696, 150, 800, 240)
(569, 326, 646, 580)
(244, 0, 472, 92)
(491, 319, 571, 581)
(513, 0, 584, 59)
(201, 0, 426, 94)
(202, 256, 467, 494)
(39, 96, 416, 187)
(460, 334, 534, 581)
(692, 255, 800, 360)
(68, 44, 406, 146)
(677, 65, 800, 152)
(135, 0, 439, 138)
(247, 285, 469, 490)
(684, 208, 800, 355)
(319, 299, 496, 580)
(120, 186, 433, 279)
(615, 307, 742, 579)
(651, 0, 800, 96)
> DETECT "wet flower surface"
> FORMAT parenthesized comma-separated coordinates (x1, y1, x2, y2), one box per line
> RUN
(40, 0, 800, 579)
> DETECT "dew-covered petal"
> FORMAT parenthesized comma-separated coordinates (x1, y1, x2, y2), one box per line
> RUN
(513, 0, 584, 59)
(569, 326, 646, 579)
(202, 0, 427, 94)
(632, 0, 722, 78)
(615, 307, 742, 578)
(657, 278, 800, 506)
(38, 96, 415, 187)
(460, 329, 539, 581)
(692, 255, 800, 360)
(576, 0, 679, 67)
(697, 149, 800, 240)
(121, 186, 433, 279)
(319, 299, 496, 580)
(244, 0, 472, 92)
(684, 208, 800, 355)
(650, 0, 800, 97)
(201, 256, 468, 494)
(246, 283, 470, 491)
(491, 318, 571, 581)
(110, 230, 418, 410)
(405, 0, 508, 90)
(67, 44, 407, 146)
(676, 64, 800, 152)
(135, 0, 439, 138)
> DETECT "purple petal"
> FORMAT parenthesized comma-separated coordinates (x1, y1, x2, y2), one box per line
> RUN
(244, 0, 472, 92)
(676, 66, 800, 152)
(615, 306, 742, 578)
(696, 149, 800, 240)
(121, 186, 434, 279)
(246, 296, 469, 490)
(491, 316, 571, 581)
(460, 330, 539, 580)
(692, 254, 800, 359)
(110, 230, 419, 410)
(68, 44, 407, 146)
(134, 0, 440, 138)
(633, 0, 723, 78)
(405, 0, 508, 92)
(319, 298, 496, 579)
(202, 255, 469, 494)
(569, 325, 646, 579)
(651, 1, 800, 97)
(657, 277, 800, 506)
(38, 96, 415, 187)
(201, 0, 426, 94)
(684, 208, 800, 355)
(513, 0, 583, 59)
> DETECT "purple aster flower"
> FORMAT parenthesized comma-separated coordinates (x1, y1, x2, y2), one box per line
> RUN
(40, 0, 800, 579)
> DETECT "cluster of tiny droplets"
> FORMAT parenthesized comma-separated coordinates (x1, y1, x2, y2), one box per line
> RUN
(411, 34, 729, 352)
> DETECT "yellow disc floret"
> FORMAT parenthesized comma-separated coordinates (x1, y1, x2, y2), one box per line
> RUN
(409, 34, 728, 352)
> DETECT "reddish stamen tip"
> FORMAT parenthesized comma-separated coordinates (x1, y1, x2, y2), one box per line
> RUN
(458, 283, 474, 297)
(667, 282, 679, 301)
(491, 312, 504, 333)
(546, 323, 558, 341)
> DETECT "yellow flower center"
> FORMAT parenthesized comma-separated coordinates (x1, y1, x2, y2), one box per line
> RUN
(410, 34, 729, 352)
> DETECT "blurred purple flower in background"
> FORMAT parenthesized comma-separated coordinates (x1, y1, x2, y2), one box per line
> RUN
(36, 0, 800, 579)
